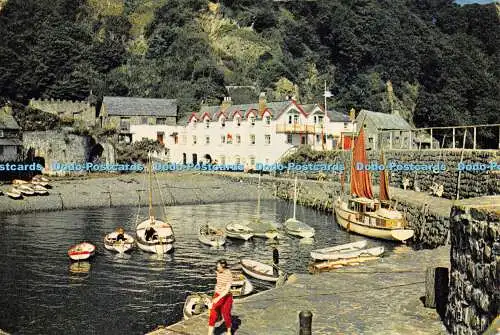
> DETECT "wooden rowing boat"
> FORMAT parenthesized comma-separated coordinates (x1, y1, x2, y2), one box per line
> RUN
(198, 225, 226, 247)
(312, 240, 367, 254)
(68, 242, 96, 261)
(240, 258, 282, 282)
(310, 246, 384, 261)
(104, 229, 135, 253)
(225, 223, 254, 241)
(12, 179, 29, 185)
(17, 185, 35, 196)
(5, 188, 22, 199)
(32, 184, 49, 195)
(183, 293, 211, 320)
(308, 256, 380, 274)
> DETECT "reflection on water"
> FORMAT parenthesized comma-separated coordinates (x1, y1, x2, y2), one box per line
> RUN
(0, 199, 393, 335)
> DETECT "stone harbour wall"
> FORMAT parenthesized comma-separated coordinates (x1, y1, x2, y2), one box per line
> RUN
(445, 196, 500, 334)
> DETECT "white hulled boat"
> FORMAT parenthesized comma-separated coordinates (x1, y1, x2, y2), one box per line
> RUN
(246, 175, 280, 239)
(284, 176, 315, 238)
(104, 228, 135, 253)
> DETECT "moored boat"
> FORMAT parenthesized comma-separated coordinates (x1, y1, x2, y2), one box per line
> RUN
(312, 240, 367, 254)
(68, 242, 96, 261)
(284, 177, 315, 238)
(230, 275, 254, 297)
(225, 223, 254, 241)
(183, 293, 211, 320)
(198, 225, 226, 247)
(104, 228, 135, 253)
(334, 128, 414, 242)
(240, 258, 283, 282)
(12, 179, 29, 185)
(310, 246, 384, 261)
(245, 175, 280, 239)
(32, 184, 49, 195)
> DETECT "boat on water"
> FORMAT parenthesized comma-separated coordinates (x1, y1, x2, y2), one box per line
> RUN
(245, 175, 280, 239)
(311, 246, 384, 261)
(136, 153, 175, 254)
(198, 225, 226, 247)
(104, 228, 135, 253)
(68, 242, 96, 261)
(284, 177, 315, 238)
(225, 223, 254, 241)
(230, 268, 254, 297)
(17, 185, 35, 196)
(5, 188, 22, 199)
(240, 258, 283, 282)
(312, 240, 367, 254)
(334, 128, 414, 242)
(183, 293, 211, 320)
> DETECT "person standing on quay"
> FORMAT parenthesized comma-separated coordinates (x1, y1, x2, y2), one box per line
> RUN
(208, 259, 233, 335)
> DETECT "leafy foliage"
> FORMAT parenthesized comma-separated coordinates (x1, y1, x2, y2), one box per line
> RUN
(115, 139, 164, 164)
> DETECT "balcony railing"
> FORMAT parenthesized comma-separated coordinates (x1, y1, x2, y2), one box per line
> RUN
(276, 124, 330, 134)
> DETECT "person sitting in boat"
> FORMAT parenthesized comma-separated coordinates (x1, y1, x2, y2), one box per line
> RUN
(145, 227, 158, 241)
(115, 227, 126, 242)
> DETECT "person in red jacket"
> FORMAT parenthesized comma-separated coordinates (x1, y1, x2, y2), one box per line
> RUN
(207, 259, 233, 335)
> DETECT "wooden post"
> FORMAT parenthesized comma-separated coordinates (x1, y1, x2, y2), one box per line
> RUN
(430, 128, 433, 149)
(299, 311, 312, 335)
(473, 127, 477, 150)
(424, 267, 449, 317)
(456, 129, 468, 200)
(452, 127, 456, 149)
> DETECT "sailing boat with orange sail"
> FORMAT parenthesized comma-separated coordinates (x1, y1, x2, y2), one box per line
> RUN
(334, 128, 414, 242)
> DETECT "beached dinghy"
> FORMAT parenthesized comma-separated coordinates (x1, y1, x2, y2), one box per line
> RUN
(68, 242, 96, 261)
(183, 293, 211, 320)
(12, 179, 29, 185)
(284, 177, 315, 238)
(240, 259, 283, 282)
(312, 240, 367, 254)
(17, 185, 35, 196)
(225, 223, 254, 241)
(310, 246, 384, 261)
(5, 188, 22, 199)
(198, 225, 226, 247)
(32, 184, 49, 195)
(104, 228, 135, 253)
(230, 270, 254, 297)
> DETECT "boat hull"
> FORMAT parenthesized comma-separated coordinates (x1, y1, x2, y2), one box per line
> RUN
(136, 240, 173, 253)
(198, 235, 226, 247)
(68, 242, 96, 261)
(136, 217, 175, 254)
(225, 223, 254, 241)
(240, 259, 281, 282)
(310, 246, 384, 261)
(312, 240, 367, 254)
(284, 218, 315, 238)
(335, 204, 414, 242)
(183, 293, 210, 320)
(104, 232, 135, 253)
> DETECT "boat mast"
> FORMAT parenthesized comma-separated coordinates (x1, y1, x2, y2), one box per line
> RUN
(148, 152, 153, 218)
(293, 176, 297, 219)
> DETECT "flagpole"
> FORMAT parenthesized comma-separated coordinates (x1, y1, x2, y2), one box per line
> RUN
(323, 81, 326, 151)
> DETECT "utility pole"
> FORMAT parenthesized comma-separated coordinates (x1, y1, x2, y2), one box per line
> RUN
(323, 81, 333, 151)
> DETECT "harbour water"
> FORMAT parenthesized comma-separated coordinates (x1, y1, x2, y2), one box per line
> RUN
(0, 200, 392, 335)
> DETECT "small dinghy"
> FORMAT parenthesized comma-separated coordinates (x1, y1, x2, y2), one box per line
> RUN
(32, 184, 49, 195)
(68, 242, 96, 261)
(5, 188, 22, 199)
(104, 228, 135, 253)
(183, 293, 211, 320)
(246, 220, 280, 239)
(32, 175, 50, 183)
(17, 185, 35, 196)
(225, 223, 254, 241)
(310, 246, 384, 261)
(230, 270, 254, 297)
(240, 258, 283, 282)
(312, 240, 367, 254)
(12, 179, 29, 185)
(198, 225, 226, 247)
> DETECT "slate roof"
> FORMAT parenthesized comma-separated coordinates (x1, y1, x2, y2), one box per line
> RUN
(103, 97, 178, 117)
(0, 108, 20, 130)
(356, 109, 411, 130)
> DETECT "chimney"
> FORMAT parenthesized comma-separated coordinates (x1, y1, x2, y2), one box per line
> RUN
(221, 96, 232, 112)
(258, 92, 266, 116)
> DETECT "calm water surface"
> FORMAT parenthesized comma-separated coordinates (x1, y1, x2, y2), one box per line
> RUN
(0, 200, 392, 334)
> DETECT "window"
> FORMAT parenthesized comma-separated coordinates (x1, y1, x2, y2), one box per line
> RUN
(174, 135, 178, 144)
(157, 118, 167, 125)
(265, 158, 269, 163)
(316, 134, 320, 143)
(293, 115, 299, 124)
(265, 116, 271, 125)
(236, 135, 241, 144)
(141, 116, 148, 124)
(157, 132, 164, 145)
(250, 134, 256, 145)
(318, 116, 323, 124)
(192, 119, 197, 127)
(0, 130, 3, 137)
(221, 118, 226, 127)
(344, 122, 348, 129)
(236, 117, 241, 126)
(368, 137, 373, 143)
(249, 156, 256, 166)
(288, 115, 293, 124)
(220, 155, 226, 164)
(221, 135, 225, 144)
(192, 136, 197, 144)
(287, 134, 293, 144)
(205, 136, 210, 144)
(205, 119, 210, 128)
(235, 156, 241, 164)
(301, 136, 306, 145)
(265, 135, 271, 145)
(250, 116, 255, 126)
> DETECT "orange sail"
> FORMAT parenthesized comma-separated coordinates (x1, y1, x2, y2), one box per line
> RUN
(379, 151, 390, 201)
(350, 128, 373, 199)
